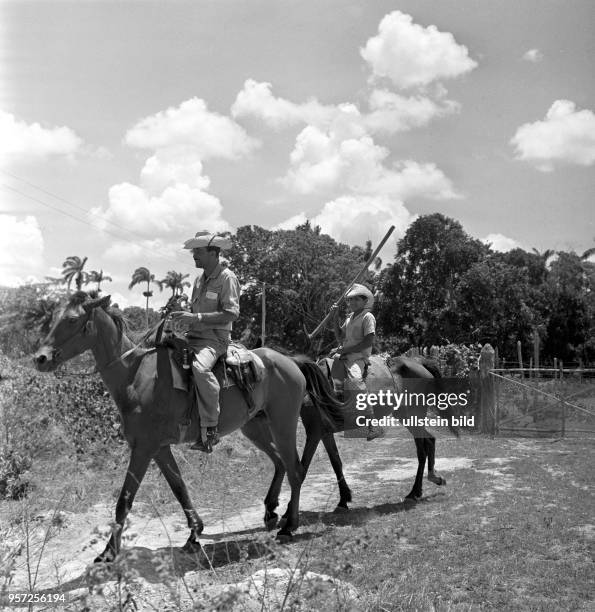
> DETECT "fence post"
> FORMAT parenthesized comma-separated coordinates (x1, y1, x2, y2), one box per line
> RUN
(533, 329, 540, 372)
(559, 359, 565, 437)
(479, 343, 496, 434)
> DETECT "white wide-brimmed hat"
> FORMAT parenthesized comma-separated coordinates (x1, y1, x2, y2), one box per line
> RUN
(345, 283, 374, 308)
(183, 231, 232, 250)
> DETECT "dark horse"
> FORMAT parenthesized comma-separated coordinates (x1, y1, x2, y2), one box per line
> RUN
(295, 354, 459, 511)
(33, 293, 340, 562)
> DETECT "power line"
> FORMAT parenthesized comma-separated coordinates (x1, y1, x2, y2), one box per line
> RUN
(0, 182, 182, 266)
(0, 168, 164, 248)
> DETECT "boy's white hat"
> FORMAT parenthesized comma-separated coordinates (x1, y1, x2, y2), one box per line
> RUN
(345, 283, 374, 308)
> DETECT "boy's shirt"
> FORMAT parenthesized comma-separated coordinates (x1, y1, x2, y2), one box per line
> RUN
(341, 310, 376, 360)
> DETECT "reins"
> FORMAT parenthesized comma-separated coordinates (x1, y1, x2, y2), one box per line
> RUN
(102, 318, 165, 370)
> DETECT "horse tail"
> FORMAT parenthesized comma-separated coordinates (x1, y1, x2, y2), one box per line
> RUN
(420, 357, 460, 438)
(292, 357, 344, 433)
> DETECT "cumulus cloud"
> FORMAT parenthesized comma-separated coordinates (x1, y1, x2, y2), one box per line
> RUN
(283, 125, 458, 200)
(511, 100, 595, 171)
(522, 49, 543, 63)
(273, 196, 415, 256)
(0, 110, 83, 162)
(102, 237, 182, 263)
(232, 80, 459, 135)
(91, 182, 230, 237)
(93, 98, 252, 248)
(482, 233, 523, 252)
(271, 212, 308, 231)
(125, 97, 259, 160)
(231, 79, 337, 129)
(0, 215, 44, 286)
(360, 11, 477, 89)
(139, 146, 211, 194)
(364, 88, 460, 133)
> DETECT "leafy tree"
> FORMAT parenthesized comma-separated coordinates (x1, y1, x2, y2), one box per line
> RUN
(443, 258, 537, 359)
(87, 269, 112, 292)
(542, 251, 593, 363)
(61, 256, 88, 292)
(128, 267, 155, 328)
(0, 283, 64, 355)
(377, 213, 487, 345)
(227, 223, 374, 353)
(122, 306, 160, 334)
(494, 248, 551, 286)
(158, 270, 191, 297)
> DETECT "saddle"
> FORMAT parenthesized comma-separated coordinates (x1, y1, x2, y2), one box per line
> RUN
(319, 354, 398, 401)
(158, 333, 265, 414)
(320, 356, 370, 400)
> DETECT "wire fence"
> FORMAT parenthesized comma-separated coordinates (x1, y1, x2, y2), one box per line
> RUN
(489, 369, 595, 438)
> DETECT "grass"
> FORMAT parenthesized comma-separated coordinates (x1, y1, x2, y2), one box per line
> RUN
(1, 352, 594, 610)
(299, 434, 595, 611)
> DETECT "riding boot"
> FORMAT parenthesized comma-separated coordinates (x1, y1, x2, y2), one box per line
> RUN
(190, 426, 220, 453)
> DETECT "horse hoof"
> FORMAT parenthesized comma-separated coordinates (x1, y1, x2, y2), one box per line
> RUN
(276, 530, 293, 544)
(428, 473, 446, 486)
(333, 504, 349, 513)
(278, 517, 288, 530)
(265, 513, 279, 531)
(404, 494, 421, 504)
(182, 536, 202, 553)
(93, 551, 115, 564)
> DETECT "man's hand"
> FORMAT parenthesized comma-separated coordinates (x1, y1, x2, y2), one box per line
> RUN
(332, 345, 349, 360)
(330, 302, 341, 319)
(169, 310, 202, 324)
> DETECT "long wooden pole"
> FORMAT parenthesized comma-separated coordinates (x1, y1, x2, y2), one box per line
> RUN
(307, 225, 395, 341)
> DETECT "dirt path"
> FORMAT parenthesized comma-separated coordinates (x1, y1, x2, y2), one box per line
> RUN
(5, 434, 471, 594)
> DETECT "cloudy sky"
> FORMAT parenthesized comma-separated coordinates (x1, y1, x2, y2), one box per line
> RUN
(1, 0, 594, 307)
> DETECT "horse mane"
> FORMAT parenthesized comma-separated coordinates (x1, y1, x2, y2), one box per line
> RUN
(68, 291, 127, 336)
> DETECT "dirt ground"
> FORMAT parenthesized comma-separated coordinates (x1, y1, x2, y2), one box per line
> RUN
(1, 427, 594, 611)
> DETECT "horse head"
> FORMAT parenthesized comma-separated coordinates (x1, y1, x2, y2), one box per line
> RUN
(34, 293, 112, 371)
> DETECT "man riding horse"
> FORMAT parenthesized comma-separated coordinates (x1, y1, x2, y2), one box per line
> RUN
(168, 230, 240, 453)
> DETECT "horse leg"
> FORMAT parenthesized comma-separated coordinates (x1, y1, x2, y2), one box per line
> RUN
(321, 433, 353, 512)
(425, 434, 447, 486)
(95, 447, 153, 563)
(153, 445, 204, 551)
(404, 426, 426, 501)
(267, 404, 305, 542)
(241, 418, 286, 531)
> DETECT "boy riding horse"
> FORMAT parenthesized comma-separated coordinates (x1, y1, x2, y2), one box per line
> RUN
(330, 283, 384, 441)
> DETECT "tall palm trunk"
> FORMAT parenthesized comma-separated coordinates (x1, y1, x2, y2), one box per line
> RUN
(145, 280, 150, 328)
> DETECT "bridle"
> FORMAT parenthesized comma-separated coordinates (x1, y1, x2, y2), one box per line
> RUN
(41, 307, 97, 366)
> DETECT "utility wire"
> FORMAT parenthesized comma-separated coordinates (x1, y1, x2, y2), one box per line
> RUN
(1, 182, 182, 266)
(0, 168, 166, 249)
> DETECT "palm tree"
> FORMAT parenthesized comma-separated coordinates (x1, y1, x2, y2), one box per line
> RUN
(532, 248, 556, 268)
(158, 271, 191, 297)
(129, 267, 155, 327)
(61, 256, 88, 293)
(87, 269, 113, 293)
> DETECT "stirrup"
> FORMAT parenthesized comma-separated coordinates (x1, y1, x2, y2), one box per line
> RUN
(190, 427, 220, 453)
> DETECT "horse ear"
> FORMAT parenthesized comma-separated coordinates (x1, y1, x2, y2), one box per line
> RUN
(83, 295, 112, 313)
